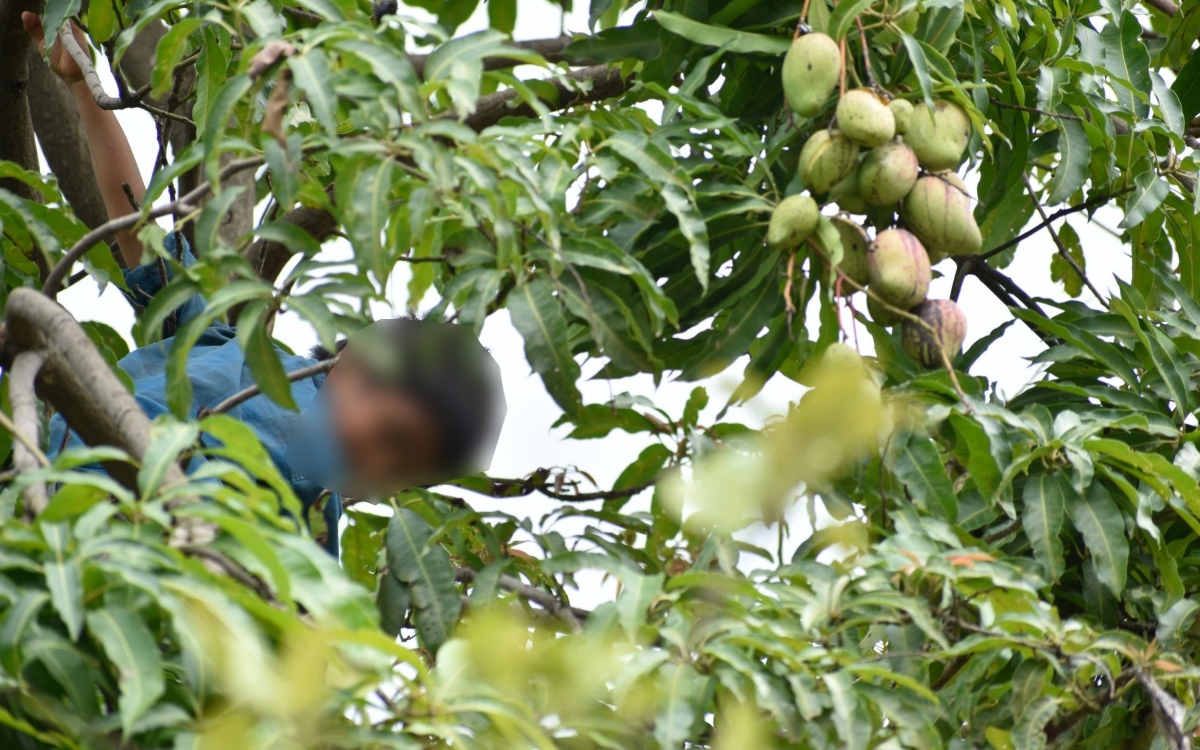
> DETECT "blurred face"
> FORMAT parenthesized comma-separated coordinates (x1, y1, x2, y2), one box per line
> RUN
(321, 351, 445, 493)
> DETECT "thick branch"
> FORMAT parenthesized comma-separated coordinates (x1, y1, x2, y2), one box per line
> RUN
(26, 47, 110, 232)
(9, 350, 47, 517)
(239, 64, 634, 291)
(0, 0, 41, 204)
(2, 288, 184, 491)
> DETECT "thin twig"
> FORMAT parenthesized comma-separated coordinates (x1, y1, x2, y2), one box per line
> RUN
(42, 156, 265, 297)
(988, 98, 1083, 121)
(1022, 174, 1108, 306)
(980, 191, 1126, 261)
(179, 544, 276, 601)
(455, 567, 587, 631)
(199, 357, 338, 417)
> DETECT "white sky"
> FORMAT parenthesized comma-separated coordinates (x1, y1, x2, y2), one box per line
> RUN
(50, 1, 1130, 592)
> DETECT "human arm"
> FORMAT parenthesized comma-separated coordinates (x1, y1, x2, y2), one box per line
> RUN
(21, 13, 146, 269)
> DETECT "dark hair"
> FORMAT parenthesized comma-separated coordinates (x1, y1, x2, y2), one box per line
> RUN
(312, 319, 505, 480)
(310, 339, 347, 362)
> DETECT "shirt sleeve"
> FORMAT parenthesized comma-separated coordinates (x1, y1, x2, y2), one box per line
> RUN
(121, 233, 206, 336)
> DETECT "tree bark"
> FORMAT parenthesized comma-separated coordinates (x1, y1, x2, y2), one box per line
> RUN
(0, 0, 41, 202)
(26, 47, 110, 231)
(2, 288, 182, 491)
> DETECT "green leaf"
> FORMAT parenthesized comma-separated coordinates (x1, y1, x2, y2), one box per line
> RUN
(507, 276, 583, 414)
(288, 51, 337, 133)
(28, 636, 100, 715)
(1156, 598, 1200, 648)
(0, 592, 49, 675)
(150, 19, 202, 99)
(564, 23, 662, 63)
(138, 420, 199, 497)
(198, 74, 252, 146)
(615, 571, 663, 636)
(487, 0, 516, 33)
(1022, 473, 1068, 582)
(377, 573, 410, 637)
(1170, 45, 1200, 123)
(86, 607, 165, 736)
(385, 509, 461, 652)
(1120, 169, 1169, 228)
(916, 4, 963, 52)
(423, 29, 509, 84)
(1067, 481, 1128, 598)
(1151, 71, 1185, 136)
(1100, 12, 1151, 117)
(653, 11, 789, 54)
(193, 30, 230, 156)
(1044, 115, 1090, 205)
(236, 305, 298, 411)
(900, 32, 935, 111)
(44, 561, 83, 641)
(87, 0, 118, 43)
(827, 0, 875, 42)
(1011, 696, 1060, 750)
(42, 0, 83, 58)
(653, 663, 706, 749)
(888, 431, 958, 520)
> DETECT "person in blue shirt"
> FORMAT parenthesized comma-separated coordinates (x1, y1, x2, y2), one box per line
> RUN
(27, 13, 507, 556)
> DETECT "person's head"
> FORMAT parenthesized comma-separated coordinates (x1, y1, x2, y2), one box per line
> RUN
(289, 318, 505, 497)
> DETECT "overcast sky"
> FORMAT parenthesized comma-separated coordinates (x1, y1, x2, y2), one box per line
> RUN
(51, 0, 1130, 591)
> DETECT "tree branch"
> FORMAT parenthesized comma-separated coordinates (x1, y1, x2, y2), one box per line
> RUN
(42, 155, 264, 296)
(455, 567, 588, 631)
(980, 191, 1123, 261)
(56, 22, 148, 110)
(2, 288, 183, 492)
(26, 47, 110, 232)
(199, 357, 338, 417)
(8, 350, 48, 518)
(1022, 174, 1108, 306)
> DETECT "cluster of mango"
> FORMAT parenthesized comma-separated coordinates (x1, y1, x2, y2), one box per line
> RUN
(766, 30, 975, 369)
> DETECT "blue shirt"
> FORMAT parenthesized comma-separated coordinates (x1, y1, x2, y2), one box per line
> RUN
(47, 236, 343, 556)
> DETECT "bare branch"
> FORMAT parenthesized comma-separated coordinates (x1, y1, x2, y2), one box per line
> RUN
(3, 288, 184, 492)
(26, 47, 110, 232)
(56, 22, 146, 110)
(980, 191, 1126, 261)
(9, 350, 48, 517)
(200, 357, 338, 417)
(1022, 174, 1108, 306)
(455, 567, 587, 632)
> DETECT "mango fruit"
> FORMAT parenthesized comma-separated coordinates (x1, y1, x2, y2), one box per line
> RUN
(902, 173, 982, 258)
(904, 100, 971, 171)
(889, 99, 914, 134)
(867, 228, 931, 309)
(829, 215, 870, 288)
(767, 194, 820, 248)
(867, 294, 902, 327)
(901, 299, 967, 369)
(858, 143, 919, 206)
(836, 88, 896, 148)
(798, 129, 860, 194)
(782, 33, 842, 117)
(830, 169, 867, 214)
